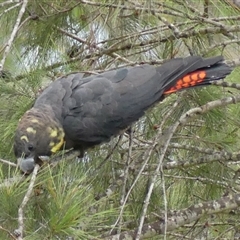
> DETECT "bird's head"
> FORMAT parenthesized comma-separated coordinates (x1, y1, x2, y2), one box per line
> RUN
(14, 106, 65, 173)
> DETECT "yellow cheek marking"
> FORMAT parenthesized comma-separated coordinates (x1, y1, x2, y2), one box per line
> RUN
(31, 119, 39, 123)
(50, 129, 65, 153)
(20, 135, 29, 142)
(26, 127, 36, 134)
(50, 129, 58, 138)
(51, 138, 65, 153)
(49, 142, 55, 147)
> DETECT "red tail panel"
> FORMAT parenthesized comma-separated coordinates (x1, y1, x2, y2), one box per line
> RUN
(164, 70, 208, 94)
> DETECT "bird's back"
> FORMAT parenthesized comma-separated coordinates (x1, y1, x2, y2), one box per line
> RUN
(34, 56, 231, 149)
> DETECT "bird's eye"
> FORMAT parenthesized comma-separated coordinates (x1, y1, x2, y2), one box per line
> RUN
(28, 144, 34, 151)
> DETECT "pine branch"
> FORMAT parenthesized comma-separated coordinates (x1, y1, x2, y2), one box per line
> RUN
(14, 164, 40, 239)
(105, 193, 240, 239)
(0, 0, 29, 71)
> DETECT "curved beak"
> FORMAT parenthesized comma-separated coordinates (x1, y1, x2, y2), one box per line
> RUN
(17, 157, 35, 174)
(17, 156, 50, 174)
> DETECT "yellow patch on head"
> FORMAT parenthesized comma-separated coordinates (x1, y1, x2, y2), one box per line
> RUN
(50, 129, 65, 153)
(20, 135, 29, 142)
(51, 138, 65, 153)
(31, 119, 39, 123)
(26, 127, 36, 134)
(50, 129, 58, 138)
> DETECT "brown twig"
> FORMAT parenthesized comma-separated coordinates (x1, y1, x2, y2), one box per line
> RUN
(105, 193, 240, 239)
(0, 225, 17, 240)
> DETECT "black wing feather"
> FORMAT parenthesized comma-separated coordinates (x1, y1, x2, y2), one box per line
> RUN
(34, 56, 225, 149)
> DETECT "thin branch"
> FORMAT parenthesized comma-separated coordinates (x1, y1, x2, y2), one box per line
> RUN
(160, 152, 168, 240)
(211, 80, 240, 90)
(161, 150, 235, 171)
(0, 158, 17, 167)
(0, 0, 29, 71)
(164, 174, 238, 193)
(135, 92, 240, 238)
(79, 0, 184, 18)
(168, 143, 227, 155)
(14, 164, 40, 239)
(0, 225, 17, 240)
(0, 0, 20, 7)
(113, 128, 134, 234)
(202, 39, 240, 55)
(110, 138, 156, 234)
(57, 27, 134, 64)
(0, 2, 21, 19)
(105, 193, 240, 239)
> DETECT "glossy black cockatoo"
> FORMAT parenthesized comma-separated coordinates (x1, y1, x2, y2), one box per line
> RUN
(14, 56, 232, 173)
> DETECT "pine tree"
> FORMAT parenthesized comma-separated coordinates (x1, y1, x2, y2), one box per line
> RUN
(1, 1, 240, 239)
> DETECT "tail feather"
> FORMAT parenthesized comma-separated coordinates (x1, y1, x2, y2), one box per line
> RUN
(193, 55, 223, 68)
(163, 56, 232, 95)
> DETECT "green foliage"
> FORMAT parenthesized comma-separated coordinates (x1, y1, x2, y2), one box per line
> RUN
(1, 0, 240, 239)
